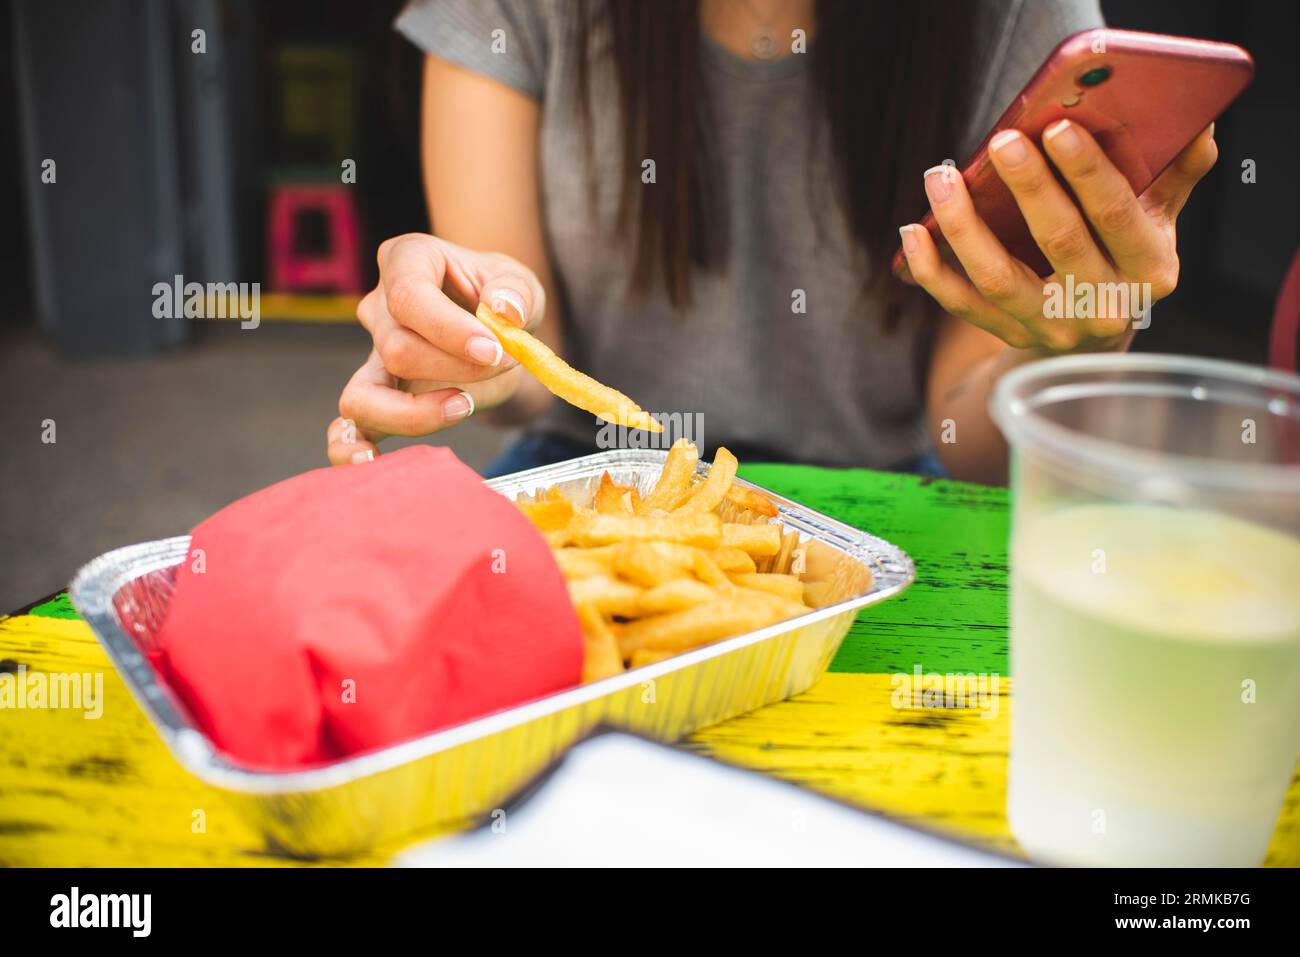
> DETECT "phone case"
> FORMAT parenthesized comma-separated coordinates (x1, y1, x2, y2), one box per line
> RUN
(893, 28, 1254, 283)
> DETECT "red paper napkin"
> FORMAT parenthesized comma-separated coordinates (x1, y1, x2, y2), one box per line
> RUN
(157, 446, 582, 769)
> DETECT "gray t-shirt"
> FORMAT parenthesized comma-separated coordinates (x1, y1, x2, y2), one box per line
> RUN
(396, 0, 1102, 467)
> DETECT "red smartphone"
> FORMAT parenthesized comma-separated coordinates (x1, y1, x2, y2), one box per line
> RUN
(892, 28, 1254, 283)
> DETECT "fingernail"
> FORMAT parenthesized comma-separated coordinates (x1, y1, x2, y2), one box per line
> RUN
(989, 130, 1029, 167)
(466, 335, 503, 366)
(923, 165, 954, 204)
(489, 289, 527, 326)
(443, 390, 474, 421)
(1044, 119, 1082, 156)
(1207, 121, 1215, 140)
(351, 449, 374, 465)
(899, 225, 919, 256)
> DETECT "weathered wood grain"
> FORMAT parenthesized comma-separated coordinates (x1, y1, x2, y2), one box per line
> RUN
(0, 612, 392, 866)
(738, 464, 1012, 677)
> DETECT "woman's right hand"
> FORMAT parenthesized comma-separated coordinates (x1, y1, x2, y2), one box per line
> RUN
(327, 233, 546, 465)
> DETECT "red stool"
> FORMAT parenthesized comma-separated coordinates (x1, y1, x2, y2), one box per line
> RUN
(267, 184, 363, 294)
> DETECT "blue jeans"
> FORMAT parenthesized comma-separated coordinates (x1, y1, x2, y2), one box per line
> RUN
(485, 431, 948, 479)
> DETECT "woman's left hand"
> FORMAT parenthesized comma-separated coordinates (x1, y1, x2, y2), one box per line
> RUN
(900, 120, 1217, 353)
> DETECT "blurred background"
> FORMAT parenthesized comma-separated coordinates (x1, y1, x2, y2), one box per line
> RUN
(1, 0, 1297, 609)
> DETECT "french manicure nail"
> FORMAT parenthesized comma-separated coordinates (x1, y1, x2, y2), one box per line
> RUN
(351, 449, 374, 465)
(443, 390, 474, 421)
(923, 165, 954, 204)
(989, 130, 1029, 167)
(1044, 119, 1082, 156)
(466, 335, 503, 366)
(899, 225, 920, 256)
(490, 289, 527, 326)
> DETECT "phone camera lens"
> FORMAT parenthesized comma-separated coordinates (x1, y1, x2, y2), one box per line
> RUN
(1078, 66, 1111, 87)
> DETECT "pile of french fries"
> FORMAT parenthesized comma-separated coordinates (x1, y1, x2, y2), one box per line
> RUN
(517, 440, 831, 683)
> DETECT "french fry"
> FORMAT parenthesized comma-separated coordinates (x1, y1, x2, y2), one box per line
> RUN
(729, 572, 806, 604)
(594, 472, 638, 516)
(617, 597, 789, 656)
(576, 605, 624, 682)
(612, 540, 698, 569)
(635, 578, 719, 615)
(676, 447, 738, 514)
(516, 496, 573, 532)
(620, 541, 752, 575)
(613, 542, 692, 588)
(542, 529, 570, 548)
(536, 500, 597, 548)
(721, 522, 782, 557)
(475, 304, 662, 432)
(691, 551, 730, 587)
(552, 547, 616, 580)
(571, 512, 722, 549)
(567, 576, 643, 617)
(628, 647, 678, 669)
(637, 438, 698, 513)
(724, 483, 779, 517)
(733, 590, 811, 622)
(708, 546, 757, 574)
(802, 580, 834, 608)
(624, 540, 696, 567)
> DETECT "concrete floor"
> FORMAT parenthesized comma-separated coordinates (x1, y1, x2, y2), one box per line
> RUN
(0, 322, 514, 611)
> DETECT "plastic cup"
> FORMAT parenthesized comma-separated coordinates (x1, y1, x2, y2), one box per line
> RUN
(991, 353, 1300, 866)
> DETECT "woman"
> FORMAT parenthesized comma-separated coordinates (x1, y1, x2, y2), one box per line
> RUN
(326, 0, 1216, 484)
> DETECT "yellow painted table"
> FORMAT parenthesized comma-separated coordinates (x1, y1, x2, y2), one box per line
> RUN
(1, 466, 1296, 866)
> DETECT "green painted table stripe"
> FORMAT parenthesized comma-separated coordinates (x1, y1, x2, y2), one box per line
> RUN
(27, 594, 79, 620)
(738, 463, 1010, 677)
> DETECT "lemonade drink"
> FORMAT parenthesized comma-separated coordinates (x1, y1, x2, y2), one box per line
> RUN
(1009, 503, 1300, 866)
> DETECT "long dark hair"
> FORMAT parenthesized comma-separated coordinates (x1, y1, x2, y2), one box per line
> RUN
(574, 0, 977, 319)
